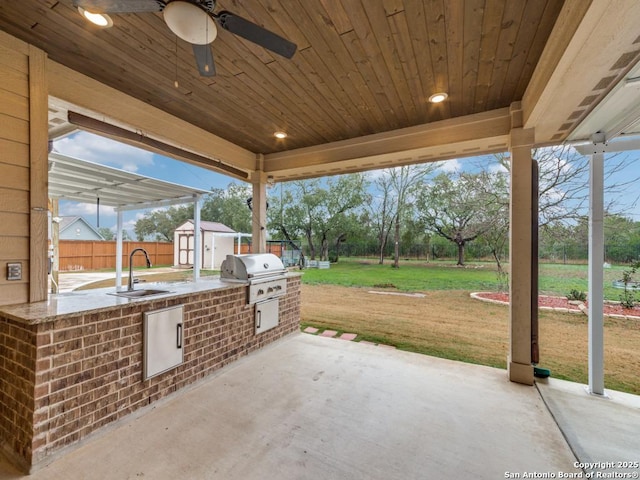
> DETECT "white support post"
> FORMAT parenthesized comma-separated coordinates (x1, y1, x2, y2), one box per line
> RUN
(193, 195, 201, 281)
(115, 211, 123, 290)
(588, 136, 606, 396)
(51, 200, 60, 294)
(251, 172, 267, 254)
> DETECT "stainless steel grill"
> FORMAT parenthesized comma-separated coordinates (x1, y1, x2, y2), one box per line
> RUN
(221, 253, 288, 334)
(220, 253, 287, 304)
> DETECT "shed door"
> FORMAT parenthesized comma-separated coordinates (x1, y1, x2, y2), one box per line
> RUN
(178, 234, 194, 266)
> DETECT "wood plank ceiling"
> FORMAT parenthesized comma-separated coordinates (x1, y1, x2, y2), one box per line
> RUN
(0, 0, 564, 155)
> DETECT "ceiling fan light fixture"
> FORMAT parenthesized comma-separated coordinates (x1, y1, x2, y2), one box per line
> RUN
(274, 131, 287, 139)
(163, 1, 217, 45)
(429, 92, 448, 103)
(77, 7, 113, 28)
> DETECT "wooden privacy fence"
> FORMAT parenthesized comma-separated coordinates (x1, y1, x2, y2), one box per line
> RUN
(60, 241, 285, 271)
(238, 243, 283, 256)
(59, 241, 174, 271)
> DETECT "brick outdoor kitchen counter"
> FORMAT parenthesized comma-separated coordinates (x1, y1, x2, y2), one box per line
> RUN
(0, 275, 301, 473)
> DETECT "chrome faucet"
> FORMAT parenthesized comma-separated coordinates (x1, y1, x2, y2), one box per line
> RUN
(128, 248, 152, 291)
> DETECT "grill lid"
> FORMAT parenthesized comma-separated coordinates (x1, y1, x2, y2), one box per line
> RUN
(220, 253, 286, 281)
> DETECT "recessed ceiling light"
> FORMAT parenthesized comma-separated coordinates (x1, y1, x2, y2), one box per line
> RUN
(429, 92, 448, 103)
(78, 7, 113, 28)
(274, 131, 287, 139)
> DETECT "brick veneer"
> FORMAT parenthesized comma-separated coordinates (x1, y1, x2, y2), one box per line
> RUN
(0, 277, 300, 471)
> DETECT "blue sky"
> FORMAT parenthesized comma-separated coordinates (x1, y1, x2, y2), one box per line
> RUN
(53, 130, 640, 237)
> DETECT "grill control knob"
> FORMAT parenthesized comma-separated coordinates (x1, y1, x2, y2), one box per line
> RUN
(258, 289, 264, 295)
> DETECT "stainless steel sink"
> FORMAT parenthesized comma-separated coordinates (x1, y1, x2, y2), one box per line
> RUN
(108, 289, 172, 298)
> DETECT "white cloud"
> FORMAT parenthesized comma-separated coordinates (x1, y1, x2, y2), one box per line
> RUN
(123, 219, 139, 231)
(61, 202, 116, 217)
(53, 131, 154, 172)
(436, 159, 462, 173)
(488, 162, 509, 174)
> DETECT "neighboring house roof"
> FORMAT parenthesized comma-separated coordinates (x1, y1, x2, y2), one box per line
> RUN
(175, 220, 236, 234)
(58, 216, 105, 240)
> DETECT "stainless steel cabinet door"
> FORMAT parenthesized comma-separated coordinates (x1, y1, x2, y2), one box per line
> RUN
(143, 305, 184, 380)
(255, 298, 279, 334)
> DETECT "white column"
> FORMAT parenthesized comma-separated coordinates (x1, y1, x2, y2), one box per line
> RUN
(115, 211, 123, 290)
(252, 174, 268, 254)
(51, 200, 60, 294)
(193, 195, 201, 281)
(588, 137, 606, 395)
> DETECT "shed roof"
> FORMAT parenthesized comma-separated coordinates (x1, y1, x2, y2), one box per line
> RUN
(48, 152, 210, 211)
(176, 220, 236, 234)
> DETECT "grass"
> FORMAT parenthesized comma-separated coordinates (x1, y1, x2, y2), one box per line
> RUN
(301, 259, 500, 291)
(300, 258, 640, 395)
(301, 257, 632, 300)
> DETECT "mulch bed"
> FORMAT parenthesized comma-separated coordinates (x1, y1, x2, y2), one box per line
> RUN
(472, 292, 640, 319)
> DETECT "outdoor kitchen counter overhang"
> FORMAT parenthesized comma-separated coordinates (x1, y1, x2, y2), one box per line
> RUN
(0, 273, 301, 472)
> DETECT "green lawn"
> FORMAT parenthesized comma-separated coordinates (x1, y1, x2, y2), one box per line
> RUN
(301, 257, 631, 300)
(301, 259, 499, 291)
(301, 258, 640, 395)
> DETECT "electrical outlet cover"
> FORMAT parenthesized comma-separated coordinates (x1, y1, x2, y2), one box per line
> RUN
(7, 263, 22, 281)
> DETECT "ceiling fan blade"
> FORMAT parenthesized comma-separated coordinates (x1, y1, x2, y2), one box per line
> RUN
(216, 11, 297, 59)
(72, 0, 163, 13)
(192, 43, 216, 77)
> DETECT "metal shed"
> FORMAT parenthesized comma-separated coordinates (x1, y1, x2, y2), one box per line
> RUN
(173, 220, 243, 270)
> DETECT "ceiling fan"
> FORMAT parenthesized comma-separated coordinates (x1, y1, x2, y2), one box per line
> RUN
(73, 0, 297, 76)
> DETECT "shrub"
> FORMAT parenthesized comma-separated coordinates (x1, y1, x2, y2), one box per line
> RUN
(619, 260, 640, 309)
(566, 289, 586, 302)
(496, 270, 509, 292)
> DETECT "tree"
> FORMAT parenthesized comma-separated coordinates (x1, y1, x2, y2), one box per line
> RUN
(368, 164, 440, 266)
(98, 227, 114, 241)
(272, 174, 369, 261)
(201, 183, 253, 233)
(319, 174, 369, 261)
(417, 172, 496, 266)
(134, 205, 191, 241)
(368, 174, 394, 264)
(494, 145, 639, 229)
(388, 165, 440, 268)
(475, 170, 510, 271)
(279, 178, 324, 260)
(133, 183, 254, 244)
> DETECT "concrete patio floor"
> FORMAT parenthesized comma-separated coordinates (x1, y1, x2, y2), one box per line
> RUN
(0, 333, 638, 479)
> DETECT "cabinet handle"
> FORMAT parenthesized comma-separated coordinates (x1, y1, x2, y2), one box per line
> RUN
(256, 309, 261, 328)
(176, 323, 182, 349)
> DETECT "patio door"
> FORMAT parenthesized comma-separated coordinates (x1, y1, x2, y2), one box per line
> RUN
(178, 234, 194, 266)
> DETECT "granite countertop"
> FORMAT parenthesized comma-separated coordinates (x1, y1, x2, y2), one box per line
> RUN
(0, 277, 245, 325)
